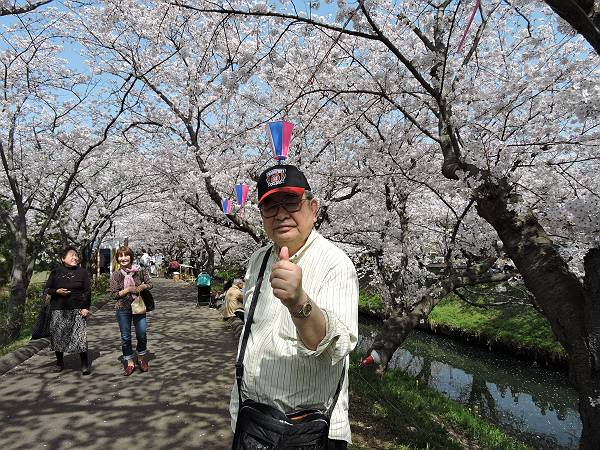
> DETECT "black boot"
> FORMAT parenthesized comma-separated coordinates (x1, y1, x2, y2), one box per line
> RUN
(55, 351, 64, 372)
(80, 352, 90, 375)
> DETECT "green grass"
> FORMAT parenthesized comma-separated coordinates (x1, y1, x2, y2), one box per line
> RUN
(29, 271, 50, 285)
(348, 355, 531, 450)
(358, 285, 565, 362)
(358, 290, 385, 313)
(429, 295, 566, 360)
(0, 334, 32, 357)
(214, 267, 243, 282)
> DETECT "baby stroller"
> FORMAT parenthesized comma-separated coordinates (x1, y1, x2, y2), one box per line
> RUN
(196, 273, 213, 307)
(196, 286, 212, 307)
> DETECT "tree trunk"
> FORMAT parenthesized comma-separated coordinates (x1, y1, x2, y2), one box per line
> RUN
(0, 236, 31, 345)
(370, 266, 512, 370)
(579, 389, 600, 449)
(205, 246, 215, 275)
(579, 249, 600, 449)
(371, 279, 455, 370)
(80, 241, 93, 270)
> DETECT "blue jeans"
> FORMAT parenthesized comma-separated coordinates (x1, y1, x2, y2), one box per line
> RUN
(116, 309, 147, 360)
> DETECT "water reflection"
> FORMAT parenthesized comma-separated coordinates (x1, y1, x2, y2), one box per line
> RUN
(357, 323, 581, 449)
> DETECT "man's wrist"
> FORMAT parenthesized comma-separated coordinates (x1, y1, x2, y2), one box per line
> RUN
(289, 293, 313, 318)
(287, 292, 308, 311)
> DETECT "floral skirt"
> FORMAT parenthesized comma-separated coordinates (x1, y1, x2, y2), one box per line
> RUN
(50, 310, 87, 353)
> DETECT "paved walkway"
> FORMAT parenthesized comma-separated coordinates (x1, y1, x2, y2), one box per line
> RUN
(0, 279, 237, 450)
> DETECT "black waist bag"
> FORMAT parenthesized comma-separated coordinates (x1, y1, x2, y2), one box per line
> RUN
(231, 248, 344, 450)
(233, 400, 330, 449)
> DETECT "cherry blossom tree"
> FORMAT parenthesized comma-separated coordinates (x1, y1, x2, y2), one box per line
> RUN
(0, 7, 135, 343)
(543, 0, 600, 55)
(54, 143, 155, 269)
(68, 0, 365, 255)
(160, 0, 600, 446)
(0, 0, 52, 17)
(70, 1, 271, 242)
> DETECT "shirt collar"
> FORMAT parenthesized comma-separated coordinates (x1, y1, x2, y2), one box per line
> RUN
(273, 229, 319, 264)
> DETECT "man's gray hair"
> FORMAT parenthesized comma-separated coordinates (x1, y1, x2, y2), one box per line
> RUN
(233, 278, 244, 286)
(304, 190, 315, 200)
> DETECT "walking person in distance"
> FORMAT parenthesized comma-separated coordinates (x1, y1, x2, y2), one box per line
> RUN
(110, 246, 153, 376)
(44, 246, 92, 375)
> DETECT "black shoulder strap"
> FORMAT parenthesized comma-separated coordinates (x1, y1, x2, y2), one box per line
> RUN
(325, 360, 346, 418)
(236, 247, 272, 405)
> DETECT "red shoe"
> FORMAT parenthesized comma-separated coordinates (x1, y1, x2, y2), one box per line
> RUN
(123, 364, 135, 376)
(138, 359, 149, 372)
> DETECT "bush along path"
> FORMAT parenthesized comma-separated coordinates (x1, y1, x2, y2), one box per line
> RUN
(0, 273, 112, 358)
(0, 278, 237, 450)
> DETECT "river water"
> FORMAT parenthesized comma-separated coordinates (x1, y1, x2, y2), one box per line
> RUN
(357, 322, 582, 449)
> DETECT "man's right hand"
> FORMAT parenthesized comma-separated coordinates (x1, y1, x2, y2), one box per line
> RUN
(56, 288, 71, 296)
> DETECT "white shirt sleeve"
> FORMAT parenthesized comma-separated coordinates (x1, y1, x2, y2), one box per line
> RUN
(296, 258, 359, 365)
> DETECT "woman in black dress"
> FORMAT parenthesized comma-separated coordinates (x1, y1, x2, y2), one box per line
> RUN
(44, 246, 91, 375)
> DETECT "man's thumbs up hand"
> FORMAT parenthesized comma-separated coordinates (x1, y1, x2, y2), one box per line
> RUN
(270, 246, 306, 309)
(279, 246, 290, 261)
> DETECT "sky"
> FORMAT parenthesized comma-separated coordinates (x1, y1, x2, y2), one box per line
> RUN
(0, 0, 341, 73)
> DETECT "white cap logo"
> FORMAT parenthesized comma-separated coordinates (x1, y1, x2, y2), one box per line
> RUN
(266, 168, 286, 187)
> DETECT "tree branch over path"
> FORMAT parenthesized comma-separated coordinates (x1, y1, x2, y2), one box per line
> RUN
(543, 0, 600, 55)
(0, 0, 52, 16)
(170, 1, 380, 41)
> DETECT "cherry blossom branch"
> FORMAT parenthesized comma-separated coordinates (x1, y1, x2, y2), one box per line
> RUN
(0, 0, 52, 16)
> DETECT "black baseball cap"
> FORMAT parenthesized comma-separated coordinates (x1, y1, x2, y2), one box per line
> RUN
(257, 164, 311, 204)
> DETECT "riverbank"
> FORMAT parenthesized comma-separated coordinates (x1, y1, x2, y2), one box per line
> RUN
(220, 310, 535, 449)
(359, 289, 567, 367)
(347, 355, 531, 450)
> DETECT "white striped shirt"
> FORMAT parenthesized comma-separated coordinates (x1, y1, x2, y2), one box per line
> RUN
(229, 229, 359, 442)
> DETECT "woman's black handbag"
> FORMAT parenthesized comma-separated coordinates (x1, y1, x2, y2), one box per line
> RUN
(231, 248, 344, 450)
(140, 289, 155, 312)
(31, 303, 51, 339)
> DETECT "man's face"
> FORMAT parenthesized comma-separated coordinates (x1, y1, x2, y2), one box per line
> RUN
(260, 191, 317, 254)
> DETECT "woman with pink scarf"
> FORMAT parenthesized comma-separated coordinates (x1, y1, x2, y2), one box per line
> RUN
(110, 246, 153, 376)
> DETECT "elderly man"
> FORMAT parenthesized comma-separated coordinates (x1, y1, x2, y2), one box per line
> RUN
(230, 164, 359, 449)
(222, 278, 244, 320)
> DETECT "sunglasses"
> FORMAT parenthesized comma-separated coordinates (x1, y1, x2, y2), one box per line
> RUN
(259, 198, 307, 218)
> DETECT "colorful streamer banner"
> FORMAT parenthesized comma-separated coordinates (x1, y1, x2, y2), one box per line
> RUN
(235, 182, 249, 206)
(267, 120, 294, 161)
(221, 198, 233, 215)
(456, 0, 481, 54)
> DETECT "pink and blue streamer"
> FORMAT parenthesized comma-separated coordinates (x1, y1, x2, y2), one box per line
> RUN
(456, 0, 481, 54)
(235, 183, 249, 206)
(221, 198, 233, 215)
(267, 120, 294, 161)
